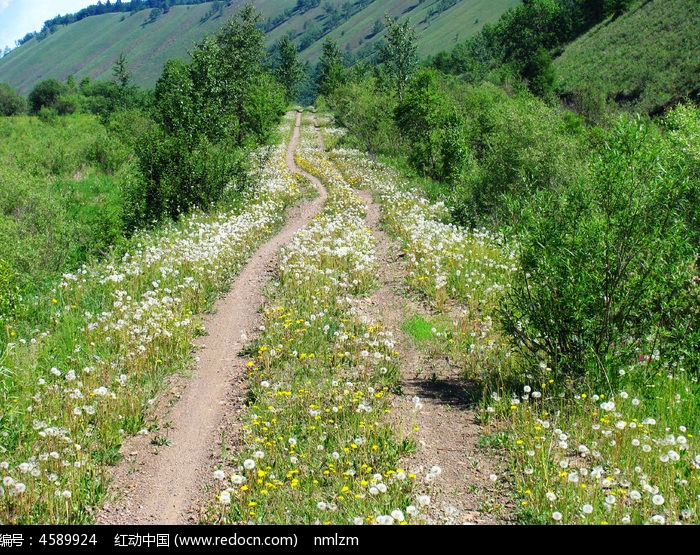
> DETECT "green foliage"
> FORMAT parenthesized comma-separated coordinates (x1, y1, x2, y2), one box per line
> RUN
(0, 83, 26, 115)
(78, 80, 141, 122)
(452, 83, 585, 226)
(394, 69, 453, 180)
(523, 47, 556, 99)
(501, 109, 699, 381)
(316, 39, 345, 98)
(273, 35, 305, 103)
(28, 78, 67, 114)
(331, 77, 399, 158)
(377, 16, 418, 100)
(0, 115, 128, 320)
(128, 3, 285, 228)
(112, 52, 132, 88)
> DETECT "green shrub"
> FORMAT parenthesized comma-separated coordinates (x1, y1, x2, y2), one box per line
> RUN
(501, 111, 699, 382)
(332, 78, 400, 158)
(28, 78, 66, 114)
(0, 83, 27, 116)
(451, 84, 587, 227)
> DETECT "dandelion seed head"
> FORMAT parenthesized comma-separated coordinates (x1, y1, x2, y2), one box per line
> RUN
(391, 509, 405, 522)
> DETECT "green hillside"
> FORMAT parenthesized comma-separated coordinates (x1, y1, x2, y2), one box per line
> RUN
(554, 0, 700, 115)
(265, 0, 520, 63)
(0, 0, 518, 93)
(0, 1, 294, 93)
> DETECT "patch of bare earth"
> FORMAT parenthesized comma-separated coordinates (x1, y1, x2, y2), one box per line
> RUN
(97, 112, 326, 525)
(354, 189, 515, 525)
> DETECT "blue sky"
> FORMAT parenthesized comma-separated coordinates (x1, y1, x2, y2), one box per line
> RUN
(0, 0, 93, 52)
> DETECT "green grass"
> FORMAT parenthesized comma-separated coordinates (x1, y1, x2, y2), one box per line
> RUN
(0, 0, 517, 93)
(554, 0, 700, 115)
(401, 314, 436, 343)
(0, 114, 128, 308)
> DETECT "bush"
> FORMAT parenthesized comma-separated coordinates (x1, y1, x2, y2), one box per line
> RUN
(331, 78, 400, 158)
(501, 111, 699, 382)
(0, 83, 27, 116)
(127, 129, 246, 230)
(451, 84, 586, 227)
(28, 78, 66, 114)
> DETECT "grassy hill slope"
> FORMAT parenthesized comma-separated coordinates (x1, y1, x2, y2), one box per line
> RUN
(266, 0, 520, 63)
(0, 0, 517, 93)
(554, 0, 700, 115)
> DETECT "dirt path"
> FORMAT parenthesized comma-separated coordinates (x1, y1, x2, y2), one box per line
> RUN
(355, 189, 513, 525)
(97, 112, 326, 525)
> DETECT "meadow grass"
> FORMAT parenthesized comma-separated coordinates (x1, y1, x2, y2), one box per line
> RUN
(0, 115, 128, 304)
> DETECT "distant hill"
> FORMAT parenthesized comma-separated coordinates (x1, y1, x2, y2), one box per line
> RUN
(0, 0, 518, 94)
(554, 0, 700, 115)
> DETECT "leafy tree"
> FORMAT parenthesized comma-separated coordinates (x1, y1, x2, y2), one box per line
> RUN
(0, 83, 27, 116)
(273, 35, 304, 103)
(332, 77, 398, 158)
(153, 58, 196, 137)
(496, 0, 564, 68)
(129, 3, 285, 227)
(317, 39, 345, 98)
(112, 52, 132, 87)
(377, 16, 418, 100)
(28, 78, 67, 114)
(394, 68, 451, 178)
(213, 3, 276, 144)
(523, 47, 556, 98)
